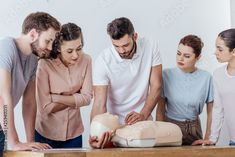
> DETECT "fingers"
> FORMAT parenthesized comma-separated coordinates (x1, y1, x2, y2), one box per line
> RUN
(12, 142, 52, 151)
(89, 132, 113, 149)
(89, 134, 105, 148)
(192, 140, 204, 146)
(125, 111, 135, 124)
(125, 112, 145, 125)
(100, 132, 113, 149)
(28, 142, 52, 150)
(89, 136, 100, 148)
(192, 140, 215, 146)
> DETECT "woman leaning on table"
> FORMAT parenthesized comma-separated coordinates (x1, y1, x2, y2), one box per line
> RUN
(194, 29, 235, 146)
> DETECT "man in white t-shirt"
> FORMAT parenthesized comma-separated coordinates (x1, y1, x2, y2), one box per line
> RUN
(90, 17, 162, 148)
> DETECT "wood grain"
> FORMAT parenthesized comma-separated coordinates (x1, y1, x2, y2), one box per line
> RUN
(3, 146, 235, 157)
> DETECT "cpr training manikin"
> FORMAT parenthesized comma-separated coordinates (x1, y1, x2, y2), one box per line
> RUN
(90, 113, 183, 147)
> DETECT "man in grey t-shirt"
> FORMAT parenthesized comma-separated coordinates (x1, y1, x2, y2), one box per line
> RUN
(0, 12, 60, 151)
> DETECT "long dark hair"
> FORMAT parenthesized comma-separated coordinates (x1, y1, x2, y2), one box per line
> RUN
(218, 29, 235, 52)
(50, 23, 84, 59)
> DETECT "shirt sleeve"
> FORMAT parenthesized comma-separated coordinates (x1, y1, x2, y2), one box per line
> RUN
(206, 74, 214, 103)
(151, 40, 162, 67)
(0, 40, 14, 72)
(92, 55, 109, 85)
(29, 59, 38, 81)
(73, 56, 93, 108)
(36, 60, 62, 114)
(161, 70, 166, 98)
(209, 77, 224, 143)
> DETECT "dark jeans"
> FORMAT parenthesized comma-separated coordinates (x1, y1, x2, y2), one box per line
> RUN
(35, 130, 82, 148)
(165, 116, 202, 145)
(0, 129, 5, 157)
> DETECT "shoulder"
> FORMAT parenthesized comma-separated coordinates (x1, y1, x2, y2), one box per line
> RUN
(163, 68, 176, 77)
(82, 53, 92, 62)
(38, 58, 51, 68)
(138, 37, 159, 49)
(197, 69, 212, 77)
(0, 37, 15, 47)
(0, 37, 17, 57)
(95, 47, 113, 64)
(213, 65, 225, 78)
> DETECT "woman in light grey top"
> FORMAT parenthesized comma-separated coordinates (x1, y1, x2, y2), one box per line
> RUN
(156, 35, 213, 145)
(194, 29, 235, 146)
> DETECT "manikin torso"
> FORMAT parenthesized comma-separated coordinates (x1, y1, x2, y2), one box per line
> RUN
(90, 113, 182, 147)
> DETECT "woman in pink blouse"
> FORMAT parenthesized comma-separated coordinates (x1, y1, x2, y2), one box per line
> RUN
(35, 23, 92, 148)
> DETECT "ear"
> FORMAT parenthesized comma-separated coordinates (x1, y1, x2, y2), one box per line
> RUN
(28, 29, 39, 43)
(232, 48, 235, 57)
(133, 32, 138, 41)
(196, 54, 201, 61)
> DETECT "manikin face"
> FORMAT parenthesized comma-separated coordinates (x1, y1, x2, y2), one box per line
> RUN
(90, 113, 120, 139)
(59, 38, 82, 66)
(111, 33, 137, 59)
(215, 37, 234, 63)
(176, 44, 200, 72)
(31, 28, 58, 58)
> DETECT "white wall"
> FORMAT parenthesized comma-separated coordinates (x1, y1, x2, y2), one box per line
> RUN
(231, 0, 235, 27)
(0, 0, 231, 147)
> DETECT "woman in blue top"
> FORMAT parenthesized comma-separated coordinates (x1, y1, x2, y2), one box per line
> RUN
(156, 35, 214, 145)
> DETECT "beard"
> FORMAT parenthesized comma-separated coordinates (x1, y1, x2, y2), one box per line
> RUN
(119, 41, 137, 59)
(31, 40, 49, 59)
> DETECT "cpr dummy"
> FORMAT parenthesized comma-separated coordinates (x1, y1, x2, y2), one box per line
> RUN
(90, 113, 182, 147)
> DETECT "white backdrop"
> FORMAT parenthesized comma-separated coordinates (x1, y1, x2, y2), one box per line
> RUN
(0, 0, 231, 147)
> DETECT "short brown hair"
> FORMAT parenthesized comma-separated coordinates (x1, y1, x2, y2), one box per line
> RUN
(107, 17, 134, 40)
(179, 35, 204, 57)
(22, 12, 60, 34)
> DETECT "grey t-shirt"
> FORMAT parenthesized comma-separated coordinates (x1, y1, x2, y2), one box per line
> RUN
(0, 37, 38, 107)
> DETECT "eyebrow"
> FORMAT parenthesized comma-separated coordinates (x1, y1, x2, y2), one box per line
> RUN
(77, 44, 82, 48)
(65, 45, 83, 51)
(216, 45, 223, 49)
(177, 50, 191, 55)
(113, 42, 130, 47)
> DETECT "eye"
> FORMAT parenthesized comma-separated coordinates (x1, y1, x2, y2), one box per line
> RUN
(76, 48, 82, 52)
(184, 55, 190, 58)
(45, 40, 50, 44)
(177, 52, 181, 55)
(67, 50, 73, 53)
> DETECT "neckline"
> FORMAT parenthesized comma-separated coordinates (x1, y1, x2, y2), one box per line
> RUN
(225, 65, 235, 78)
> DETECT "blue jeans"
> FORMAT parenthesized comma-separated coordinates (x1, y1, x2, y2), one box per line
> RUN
(0, 129, 5, 157)
(35, 130, 82, 148)
(229, 140, 235, 146)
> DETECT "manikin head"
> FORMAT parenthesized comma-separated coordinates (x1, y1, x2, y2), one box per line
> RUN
(90, 113, 120, 139)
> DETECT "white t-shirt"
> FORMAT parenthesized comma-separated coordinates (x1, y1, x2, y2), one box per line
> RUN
(93, 37, 162, 124)
(210, 65, 235, 143)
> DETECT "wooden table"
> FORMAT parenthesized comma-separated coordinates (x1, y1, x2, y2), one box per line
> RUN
(3, 146, 235, 157)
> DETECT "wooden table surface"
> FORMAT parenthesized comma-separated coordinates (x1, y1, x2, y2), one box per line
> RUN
(3, 146, 235, 157)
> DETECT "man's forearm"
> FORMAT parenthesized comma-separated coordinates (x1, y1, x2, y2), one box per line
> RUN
(140, 85, 161, 120)
(23, 102, 36, 142)
(0, 94, 20, 148)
